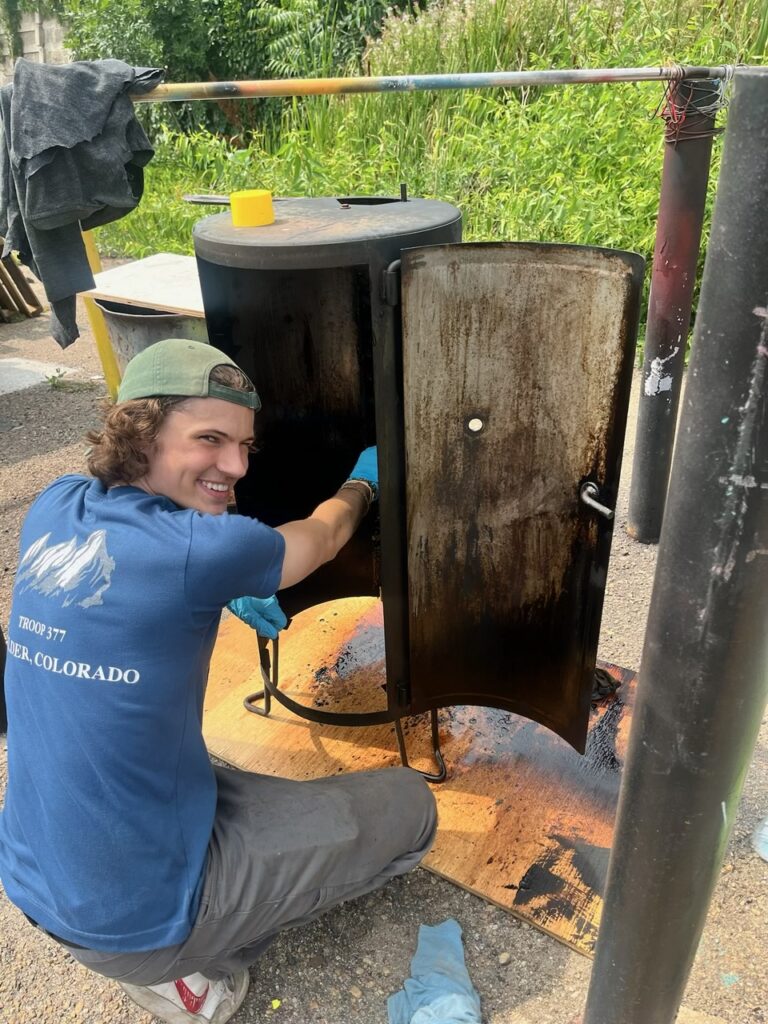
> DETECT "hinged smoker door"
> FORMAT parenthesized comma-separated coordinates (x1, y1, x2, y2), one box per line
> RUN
(399, 243, 643, 751)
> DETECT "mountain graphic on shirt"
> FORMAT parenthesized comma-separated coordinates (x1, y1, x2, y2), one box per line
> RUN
(17, 530, 115, 608)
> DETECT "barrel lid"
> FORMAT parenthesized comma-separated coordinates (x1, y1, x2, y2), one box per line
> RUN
(193, 196, 462, 269)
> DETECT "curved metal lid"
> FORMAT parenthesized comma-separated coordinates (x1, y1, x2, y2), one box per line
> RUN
(193, 196, 462, 269)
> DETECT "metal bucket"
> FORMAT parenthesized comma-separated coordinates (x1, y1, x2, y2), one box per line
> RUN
(94, 300, 209, 372)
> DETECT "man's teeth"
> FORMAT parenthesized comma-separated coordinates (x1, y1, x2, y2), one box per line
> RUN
(202, 481, 228, 492)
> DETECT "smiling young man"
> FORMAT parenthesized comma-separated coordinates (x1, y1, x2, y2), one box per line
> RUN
(0, 339, 437, 1024)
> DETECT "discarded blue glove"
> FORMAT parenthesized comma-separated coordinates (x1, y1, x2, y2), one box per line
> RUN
(347, 446, 379, 496)
(387, 919, 482, 1024)
(227, 595, 287, 640)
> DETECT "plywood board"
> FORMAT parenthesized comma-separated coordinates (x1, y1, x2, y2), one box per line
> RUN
(86, 253, 205, 316)
(203, 597, 635, 956)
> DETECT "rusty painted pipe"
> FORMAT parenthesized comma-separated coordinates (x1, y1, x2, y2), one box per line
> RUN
(627, 80, 717, 543)
(583, 66, 768, 1024)
(132, 65, 731, 103)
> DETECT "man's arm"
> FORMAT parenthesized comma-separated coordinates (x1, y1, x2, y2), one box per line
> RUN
(276, 487, 369, 589)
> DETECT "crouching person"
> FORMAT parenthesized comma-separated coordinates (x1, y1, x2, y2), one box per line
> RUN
(0, 339, 437, 1024)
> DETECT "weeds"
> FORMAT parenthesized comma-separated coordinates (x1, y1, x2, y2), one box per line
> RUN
(45, 371, 98, 393)
(94, 0, 765, 350)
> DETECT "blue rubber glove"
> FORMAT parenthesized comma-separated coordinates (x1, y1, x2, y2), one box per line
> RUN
(347, 446, 379, 497)
(227, 595, 287, 639)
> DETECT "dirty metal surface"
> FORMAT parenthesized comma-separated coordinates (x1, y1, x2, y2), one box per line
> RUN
(400, 243, 643, 751)
(198, 260, 379, 618)
(203, 597, 635, 956)
(193, 198, 462, 270)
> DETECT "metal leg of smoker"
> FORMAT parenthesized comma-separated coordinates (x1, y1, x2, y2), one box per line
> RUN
(394, 709, 447, 783)
(243, 636, 277, 717)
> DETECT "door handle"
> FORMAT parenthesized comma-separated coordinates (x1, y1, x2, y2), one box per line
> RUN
(580, 482, 614, 520)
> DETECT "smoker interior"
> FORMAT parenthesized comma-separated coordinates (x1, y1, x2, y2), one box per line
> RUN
(198, 259, 380, 616)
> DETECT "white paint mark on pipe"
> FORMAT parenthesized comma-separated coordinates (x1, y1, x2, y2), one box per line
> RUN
(644, 342, 681, 396)
(717, 474, 768, 489)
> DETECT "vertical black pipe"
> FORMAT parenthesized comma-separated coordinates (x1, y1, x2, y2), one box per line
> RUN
(584, 67, 768, 1024)
(627, 80, 716, 543)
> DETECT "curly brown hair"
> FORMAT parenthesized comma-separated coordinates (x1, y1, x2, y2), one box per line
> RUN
(86, 363, 255, 488)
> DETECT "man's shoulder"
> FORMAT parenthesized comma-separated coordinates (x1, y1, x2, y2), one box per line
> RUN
(31, 474, 94, 509)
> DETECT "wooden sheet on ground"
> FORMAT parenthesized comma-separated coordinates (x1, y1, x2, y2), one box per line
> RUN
(203, 597, 635, 956)
(86, 253, 205, 316)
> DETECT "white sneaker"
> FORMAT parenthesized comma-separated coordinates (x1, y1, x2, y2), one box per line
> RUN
(120, 969, 250, 1023)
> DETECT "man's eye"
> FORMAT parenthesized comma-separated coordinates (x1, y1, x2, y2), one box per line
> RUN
(200, 435, 219, 443)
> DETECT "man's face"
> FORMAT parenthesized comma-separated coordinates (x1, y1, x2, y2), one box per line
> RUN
(136, 397, 255, 514)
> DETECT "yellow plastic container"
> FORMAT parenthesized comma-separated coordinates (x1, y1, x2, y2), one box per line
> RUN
(230, 189, 275, 228)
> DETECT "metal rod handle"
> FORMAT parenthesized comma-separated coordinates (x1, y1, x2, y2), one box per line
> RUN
(580, 482, 615, 520)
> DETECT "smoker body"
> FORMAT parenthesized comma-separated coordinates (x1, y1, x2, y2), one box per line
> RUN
(194, 198, 642, 751)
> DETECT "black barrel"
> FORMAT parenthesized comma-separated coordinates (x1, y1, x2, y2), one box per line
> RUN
(193, 195, 462, 618)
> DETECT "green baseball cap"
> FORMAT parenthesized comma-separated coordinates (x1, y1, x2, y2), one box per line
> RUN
(116, 338, 261, 410)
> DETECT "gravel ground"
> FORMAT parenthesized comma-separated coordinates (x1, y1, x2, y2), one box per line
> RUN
(1, 287, 766, 1024)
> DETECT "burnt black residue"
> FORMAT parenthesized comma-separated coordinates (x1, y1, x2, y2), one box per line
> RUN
(513, 859, 573, 927)
(512, 833, 610, 949)
(331, 623, 386, 678)
(552, 835, 610, 896)
(582, 690, 624, 775)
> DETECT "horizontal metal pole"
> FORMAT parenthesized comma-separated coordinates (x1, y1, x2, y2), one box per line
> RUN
(133, 65, 733, 103)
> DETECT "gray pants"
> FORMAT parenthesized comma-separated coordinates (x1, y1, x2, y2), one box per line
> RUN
(67, 765, 437, 985)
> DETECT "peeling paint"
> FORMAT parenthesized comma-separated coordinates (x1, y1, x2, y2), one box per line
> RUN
(644, 343, 680, 396)
(717, 474, 768, 489)
(703, 322, 768, 603)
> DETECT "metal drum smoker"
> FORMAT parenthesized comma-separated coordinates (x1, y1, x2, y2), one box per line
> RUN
(193, 195, 643, 777)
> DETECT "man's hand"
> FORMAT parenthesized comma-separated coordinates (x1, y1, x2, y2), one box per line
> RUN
(347, 446, 378, 496)
(227, 595, 287, 639)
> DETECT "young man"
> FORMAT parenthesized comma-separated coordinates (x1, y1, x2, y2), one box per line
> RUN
(0, 339, 437, 1024)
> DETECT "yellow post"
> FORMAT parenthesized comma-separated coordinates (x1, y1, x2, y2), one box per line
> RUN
(82, 231, 121, 399)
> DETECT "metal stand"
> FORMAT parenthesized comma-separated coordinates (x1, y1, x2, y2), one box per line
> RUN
(394, 711, 447, 783)
(243, 636, 448, 782)
(584, 67, 768, 1024)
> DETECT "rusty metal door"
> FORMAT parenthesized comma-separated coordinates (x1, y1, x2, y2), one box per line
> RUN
(399, 243, 643, 751)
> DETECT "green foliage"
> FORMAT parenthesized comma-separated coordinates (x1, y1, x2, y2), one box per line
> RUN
(254, 0, 424, 77)
(94, 0, 766, 351)
(49, 0, 415, 132)
(0, 0, 25, 58)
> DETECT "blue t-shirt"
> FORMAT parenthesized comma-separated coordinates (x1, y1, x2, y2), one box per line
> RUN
(0, 475, 285, 951)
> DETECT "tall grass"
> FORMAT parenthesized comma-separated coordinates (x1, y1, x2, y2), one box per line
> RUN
(98, 0, 765, 345)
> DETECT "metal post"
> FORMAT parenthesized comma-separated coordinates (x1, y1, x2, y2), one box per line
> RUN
(583, 67, 768, 1024)
(627, 80, 717, 543)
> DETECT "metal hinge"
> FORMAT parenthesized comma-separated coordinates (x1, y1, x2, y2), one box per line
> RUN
(382, 260, 402, 307)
